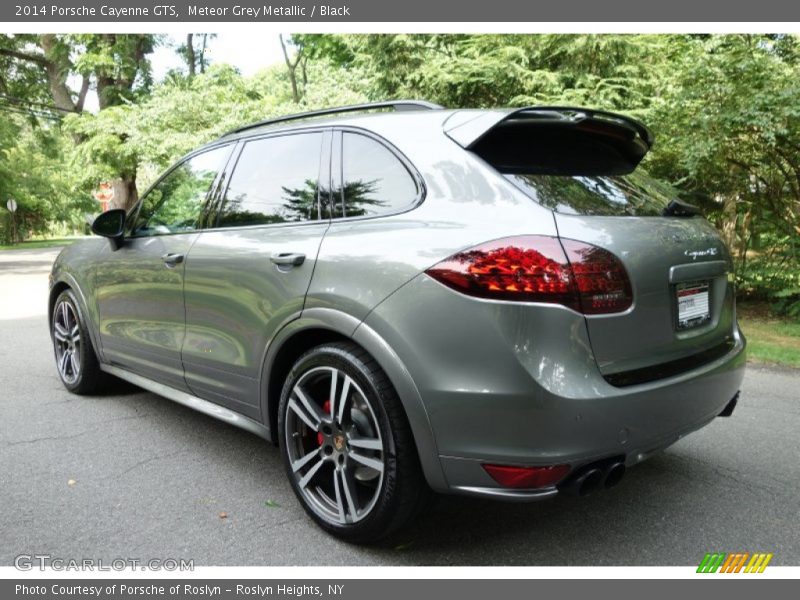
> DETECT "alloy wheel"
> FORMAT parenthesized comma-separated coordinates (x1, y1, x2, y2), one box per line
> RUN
(53, 300, 81, 385)
(284, 366, 385, 525)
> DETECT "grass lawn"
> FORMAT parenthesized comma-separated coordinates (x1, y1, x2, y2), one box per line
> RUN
(738, 302, 800, 369)
(0, 237, 80, 251)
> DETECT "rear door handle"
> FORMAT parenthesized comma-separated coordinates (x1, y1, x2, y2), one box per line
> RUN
(162, 253, 185, 268)
(270, 252, 306, 267)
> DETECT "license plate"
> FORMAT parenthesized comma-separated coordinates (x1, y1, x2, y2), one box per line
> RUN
(676, 281, 711, 330)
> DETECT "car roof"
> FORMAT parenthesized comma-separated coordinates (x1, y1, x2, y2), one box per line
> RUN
(212, 108, 465, 145)
(195, 101, 653, 160)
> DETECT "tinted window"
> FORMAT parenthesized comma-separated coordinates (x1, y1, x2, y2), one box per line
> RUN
(132, 146, 228, 237)
(338, 133, 418, 218)
(217, 133, 323, 227)
(505, 171, 675, 217)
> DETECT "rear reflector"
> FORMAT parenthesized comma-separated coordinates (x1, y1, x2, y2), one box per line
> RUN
(425, 235, 632, 314)
(482, 463, 571, 489)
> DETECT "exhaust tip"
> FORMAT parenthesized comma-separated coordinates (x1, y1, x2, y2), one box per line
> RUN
(603, 462, 626, 489)
(559, 467, 603, 497)
(577, 469, 603, 496)
(718, 391, 740, 417)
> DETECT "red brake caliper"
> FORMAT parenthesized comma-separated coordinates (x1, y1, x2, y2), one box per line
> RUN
(317, 400, 332, 446)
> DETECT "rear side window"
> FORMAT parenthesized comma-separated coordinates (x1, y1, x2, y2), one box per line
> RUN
(337, 133, 418, 219)
(217, 133, 324, 227)
(505, 171, 675, 217)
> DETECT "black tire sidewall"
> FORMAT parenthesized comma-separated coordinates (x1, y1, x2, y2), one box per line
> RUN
(52, 290, 98, 394)
(277, 343, 401, 542)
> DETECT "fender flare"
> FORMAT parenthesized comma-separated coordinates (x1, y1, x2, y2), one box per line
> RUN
(259, 307, 448, 492)
(50, 273, 105, 363)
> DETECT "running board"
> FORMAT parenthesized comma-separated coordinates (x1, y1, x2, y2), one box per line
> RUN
(101, 364, 271, 441)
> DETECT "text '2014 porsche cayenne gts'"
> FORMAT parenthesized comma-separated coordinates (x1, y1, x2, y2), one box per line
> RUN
(49, 101, 746, 542)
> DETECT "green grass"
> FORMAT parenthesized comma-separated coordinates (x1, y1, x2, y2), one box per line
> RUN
(0, 237, 80, 251)
(738, 304, 800, 369)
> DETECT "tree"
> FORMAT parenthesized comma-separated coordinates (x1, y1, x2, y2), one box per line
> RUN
(0, 34, 157, 212)
(179, 34, 214, 78)
(0, 34, 87, 115)
(279, 34, 308, 104)
(645, 35, 800, 311)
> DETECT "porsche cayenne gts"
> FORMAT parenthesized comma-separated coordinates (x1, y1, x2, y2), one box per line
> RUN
(49, 101, 746, 542)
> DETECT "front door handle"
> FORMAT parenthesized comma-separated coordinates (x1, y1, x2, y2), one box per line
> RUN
(270, 252, 306, 267)
(162, 253, 185, 268)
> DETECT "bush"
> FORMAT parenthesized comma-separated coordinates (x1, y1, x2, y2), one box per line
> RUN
(737, 237, 800, 318)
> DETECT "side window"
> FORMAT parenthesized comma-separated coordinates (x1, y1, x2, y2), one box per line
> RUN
(217, 133, 324, 228)
(131, 146, 228, 237)
(338, 133, 418, 219)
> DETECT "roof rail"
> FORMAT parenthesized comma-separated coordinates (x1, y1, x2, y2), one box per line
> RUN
(225, 100, 443, 136)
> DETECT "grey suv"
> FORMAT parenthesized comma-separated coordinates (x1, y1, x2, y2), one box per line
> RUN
(49, 101, 746, 542)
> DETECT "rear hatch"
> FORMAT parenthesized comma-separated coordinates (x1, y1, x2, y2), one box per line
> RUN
(446, 107, 736, 383)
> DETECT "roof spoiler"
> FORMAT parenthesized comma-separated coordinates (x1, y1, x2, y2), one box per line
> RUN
(444, 106, 654, 174)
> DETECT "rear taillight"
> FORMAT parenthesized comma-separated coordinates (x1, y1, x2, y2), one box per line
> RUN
(425, 235, 632, 315)
(561, 239, 633, 314)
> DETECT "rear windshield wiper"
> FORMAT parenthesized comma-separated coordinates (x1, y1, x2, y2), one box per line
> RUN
(663, 198, 701, 217)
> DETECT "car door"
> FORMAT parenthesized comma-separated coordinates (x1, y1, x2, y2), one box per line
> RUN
(93, 144, 232, 391)
(181, 129, 332, 419)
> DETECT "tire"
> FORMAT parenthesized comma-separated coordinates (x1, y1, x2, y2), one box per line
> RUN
(278, 342, 430, 544)
(51, 289, 107, 394)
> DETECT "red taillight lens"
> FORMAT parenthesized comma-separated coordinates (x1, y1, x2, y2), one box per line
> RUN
(482, 463, 571, 489)
(425, 235, 580, 309)
(425, 235, 632, 315)
(561, 239, 633, 314)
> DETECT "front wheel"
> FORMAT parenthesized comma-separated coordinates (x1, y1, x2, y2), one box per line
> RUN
(278, 342, 430, 543)
(51, 289, 106, 394)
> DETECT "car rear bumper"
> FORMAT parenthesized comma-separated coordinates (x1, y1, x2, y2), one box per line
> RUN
(363, 274, 747, 498)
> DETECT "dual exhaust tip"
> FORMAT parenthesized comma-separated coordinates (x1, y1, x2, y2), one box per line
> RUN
(558, 459, 626, 497)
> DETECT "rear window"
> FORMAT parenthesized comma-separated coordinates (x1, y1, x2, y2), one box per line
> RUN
(505, 171, 676, 217)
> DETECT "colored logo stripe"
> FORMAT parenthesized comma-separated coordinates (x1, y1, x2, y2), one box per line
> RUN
(697, 553, 773, 573)
(746, 553, 773, 573)
(697, 553, 726, 573)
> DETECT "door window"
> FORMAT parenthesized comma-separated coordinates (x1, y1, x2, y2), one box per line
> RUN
(217, 133, 325, 228)
(131, 146, 229, 237)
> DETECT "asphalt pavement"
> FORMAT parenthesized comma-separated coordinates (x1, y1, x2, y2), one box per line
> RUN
(1, 247, 798, 566)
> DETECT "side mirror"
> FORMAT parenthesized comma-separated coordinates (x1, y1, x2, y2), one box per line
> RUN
(91, 208, 127, 250)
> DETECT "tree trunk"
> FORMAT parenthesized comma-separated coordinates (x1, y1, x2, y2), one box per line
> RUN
(38, 34, 79, 113)
(199, 34, 208, 74)
(719, 194, 738, 252)
(110, 176, 139, 212)
(186, 33, 196, 77)
(279, 34, 301, 104)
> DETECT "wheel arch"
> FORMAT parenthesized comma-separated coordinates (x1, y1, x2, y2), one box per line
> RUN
(48, 274, 103, 357)
(48, 280, 71, 325)
(261, 307, 447, 492)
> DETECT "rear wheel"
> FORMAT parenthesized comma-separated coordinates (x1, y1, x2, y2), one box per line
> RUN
(51, 289, 106, 394)
(278, 342, 429, 543)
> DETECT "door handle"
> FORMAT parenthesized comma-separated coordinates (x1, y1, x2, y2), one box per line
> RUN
(270, 252, 306, 267)
(162, 253, 185, 268)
